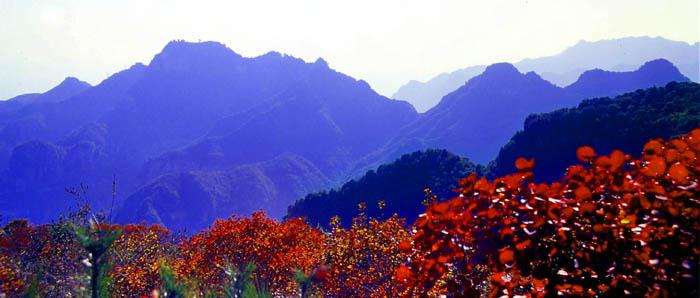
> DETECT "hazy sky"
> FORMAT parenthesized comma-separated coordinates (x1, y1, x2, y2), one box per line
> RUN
(1, 0, 698, 99)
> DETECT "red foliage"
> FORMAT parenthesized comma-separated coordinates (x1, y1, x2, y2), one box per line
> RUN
(2, 130, 699, 297)
(400, 129, 700, 296)
(176, 211, 326, 295)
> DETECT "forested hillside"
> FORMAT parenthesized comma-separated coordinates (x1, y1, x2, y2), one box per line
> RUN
(491, 81, 700, 181)
(287, 149, 479, 227)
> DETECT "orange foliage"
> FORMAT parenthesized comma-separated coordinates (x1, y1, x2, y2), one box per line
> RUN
(109, 224, 173, 297)
(176, 211, 326, 295)
(321, 214, 410, 296)
(400, 129, 700, 296)
(0, 253, 24, 294)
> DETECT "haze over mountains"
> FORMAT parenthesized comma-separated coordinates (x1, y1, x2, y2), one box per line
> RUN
(0, 41, 418, 230)
(291, 81, 700, 228)
(0, 38, 695, 232)
(361, 59, 689, 168)
(394, 37, 699, 112)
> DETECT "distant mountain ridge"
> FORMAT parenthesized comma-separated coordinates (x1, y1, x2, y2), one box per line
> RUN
(292, 82, 700, 227)
(364, 58, 689, 170)
(0, 39, 693, 232)
(0, 77, 91, 119)
(393, 37, 699, 112)
(0, 40, 418, 230)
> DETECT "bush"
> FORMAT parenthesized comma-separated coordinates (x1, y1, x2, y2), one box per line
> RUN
(400, 129, 700, 297)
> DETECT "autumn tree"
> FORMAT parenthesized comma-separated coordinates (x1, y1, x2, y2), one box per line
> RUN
(108, 224, 175, 297)
(176, 211, 326, 295)
(321, 206, 411, 296)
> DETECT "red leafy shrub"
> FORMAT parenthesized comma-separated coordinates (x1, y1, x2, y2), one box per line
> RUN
(175, 211, 326, 295)
(400, 129, 700, 296)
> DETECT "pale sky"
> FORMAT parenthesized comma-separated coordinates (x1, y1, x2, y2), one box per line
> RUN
(1, 0, 698, 99)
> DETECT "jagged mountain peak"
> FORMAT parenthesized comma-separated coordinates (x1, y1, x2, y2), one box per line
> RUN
(55, 76, 91, 88)
(159, 40, 235, 55)
(36, 76, 92, 103)
(313, 57, 329, 68)
(149, 40, 243, 70)
(459, 62, 556, 92)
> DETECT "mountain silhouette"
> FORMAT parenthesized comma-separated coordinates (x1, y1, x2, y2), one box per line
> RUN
(566, 59, 689, 98)
(0, 77, 91, 112)
(369, 59, 688, 167)
(290, 82, 699, 228)
(393, 37, 699, 112)
(0, 40, 417, 229)
(0, 39, 692, 232)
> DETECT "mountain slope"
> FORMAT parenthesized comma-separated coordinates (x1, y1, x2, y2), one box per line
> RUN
(392, 65, 486, 112)
(117, 153, 330, 232)
(490, 82, 700, 182)
(393, 37, 699, 112)
(0, 77, 93, 170)
(0, 40, 418, 225)
(565, 59, 691, 98)
(0, 77, 91, 114)
(140, 57, 417, 180)
(286, 149, 478, 228)
(373, 59, 688, 167)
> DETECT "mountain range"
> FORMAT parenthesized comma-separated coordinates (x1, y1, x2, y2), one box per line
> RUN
(0, 41, 417, 229)
(359, 59, 688, 169)
(393, 37, 699, 112)
(289, 82, 700, 225)
(0, 39, 694, 231)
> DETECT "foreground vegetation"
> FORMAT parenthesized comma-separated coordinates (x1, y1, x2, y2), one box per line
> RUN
(2, 129, 699, 297)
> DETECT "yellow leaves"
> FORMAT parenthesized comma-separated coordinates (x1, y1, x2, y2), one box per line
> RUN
(619, 215, 636, 227)
(322, 215, 410, 296)
(108, 224, 173, 297)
